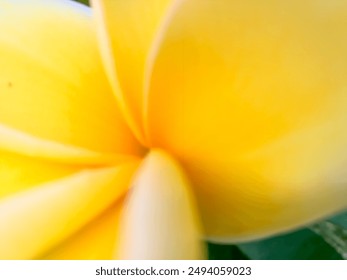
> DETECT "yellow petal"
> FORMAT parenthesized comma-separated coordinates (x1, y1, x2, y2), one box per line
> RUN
(0, 162, 138, 259)
(0, 0, 141, 155)
(146, 0, 347, 241)
(0, 151, 79, 199)
(117, 150, 205, 260)
(90, 0, 177, 144)
(0, 124, 138, 166)
(43, 203, 122, 260)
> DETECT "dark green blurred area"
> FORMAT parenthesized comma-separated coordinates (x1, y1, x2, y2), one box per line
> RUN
(236, 229, 341, 260)
(74, 0, 89, 6)
(71, 0, 347, 261)
(208, 212, 347, 260)
(208, 244, 249, 260)
(208, 226, 344, 260)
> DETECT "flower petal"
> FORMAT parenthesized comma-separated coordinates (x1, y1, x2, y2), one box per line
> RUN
(42, 203, 122, 260)
(0, 124, 139, 166)
(146, 0, 347, 241)
(117, 150, 205, 259)
(90, 0, 177, 143)
(0, 162, 138, 259)
(0, 0, 141, 155)
(0, 151, 79, 200)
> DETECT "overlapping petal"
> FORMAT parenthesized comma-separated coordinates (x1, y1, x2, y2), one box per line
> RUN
(146, 0, 347, 241)
(43, 203, 122, 260)
(0, 162, 138, 259)
(90, 0, 177, 143)
(117, 150, 205, 259)
(0, 124, 138, 166)
(0, 151, 79, 199)
(3, 0, 347, 260)
(0, 0, 141, 155)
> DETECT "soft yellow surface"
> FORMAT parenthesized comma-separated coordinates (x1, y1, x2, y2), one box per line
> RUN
(0, 162, 138, 259)
(0, 151, 79, 199)
(0, 0, 140, 155)
(91, 0, 174, 143)
(2, 0, 347, 260)
(43, 203, 122, 260)
(117, 150, 205, 259)
(0, 124, 138, 166)
(146, 0, 347, 241)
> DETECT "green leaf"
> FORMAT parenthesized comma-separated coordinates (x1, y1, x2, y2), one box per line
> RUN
(328, 211, 347, 227)
(310, 210, 347, 259)
(208, 243, 249, 260)
(310, 222, 347, 260)
(73, 0, 89, 6)
(236, 228, 343, 260)
(208, 211, 347, 259)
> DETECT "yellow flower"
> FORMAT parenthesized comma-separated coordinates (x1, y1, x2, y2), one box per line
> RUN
(1, 0, 347, 259)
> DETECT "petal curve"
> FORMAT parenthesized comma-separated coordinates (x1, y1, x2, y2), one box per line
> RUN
(0, 162, 138, 259)
(146, 0, 347, 241)
(0, 0, 141, 155)
(0, 124, 138, 166)
(0, 151, 79, 200)
(116, 149, 205, 259)
(91, 0, 177, 144)
(42, 203, 122, 260)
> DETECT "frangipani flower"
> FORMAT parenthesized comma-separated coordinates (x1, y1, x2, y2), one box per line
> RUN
(1, 0, 347, 260)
